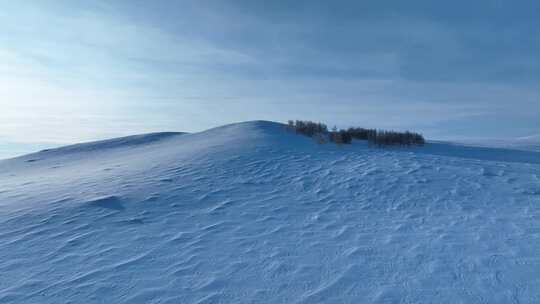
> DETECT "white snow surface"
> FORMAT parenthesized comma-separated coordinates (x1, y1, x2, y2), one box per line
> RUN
(1, 121, 540, 303)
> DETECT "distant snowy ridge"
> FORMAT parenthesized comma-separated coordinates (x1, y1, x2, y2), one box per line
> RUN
(28, 131, 185, 156)
(1, 120, 540, 303)
(446, 134, 540, 153)
(4, 120, 540, 165)
(517, 134, 540, 141)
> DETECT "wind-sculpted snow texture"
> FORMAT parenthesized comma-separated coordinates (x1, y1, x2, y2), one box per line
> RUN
(1, 121, 540, 303)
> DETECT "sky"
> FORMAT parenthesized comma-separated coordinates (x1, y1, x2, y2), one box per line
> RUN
(1, 0, 540, 158)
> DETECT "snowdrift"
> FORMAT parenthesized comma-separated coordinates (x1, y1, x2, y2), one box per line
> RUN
(1, 120, 540, 303)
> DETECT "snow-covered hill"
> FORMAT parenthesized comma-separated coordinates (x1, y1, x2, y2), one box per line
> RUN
(1, 121, 540, 303)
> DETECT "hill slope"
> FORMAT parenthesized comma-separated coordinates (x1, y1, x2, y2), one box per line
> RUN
(1, 121, 540, 303)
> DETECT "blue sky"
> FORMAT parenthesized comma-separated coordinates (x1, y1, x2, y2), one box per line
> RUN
(1, 0, 539, 157)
